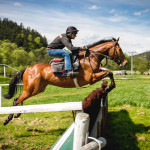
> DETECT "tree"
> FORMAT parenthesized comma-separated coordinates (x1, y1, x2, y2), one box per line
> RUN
(34, 37, 42, 48)
(28, 34, 32, 42)
(28, 51, 36, 65)
(0, 18, 48, 51)
(0, 40, 18, 64)
(134, 57, 148, 74)
(0, 53, 4, 64)
(105, 53, 130, 71)
(12, 49, 29, 66)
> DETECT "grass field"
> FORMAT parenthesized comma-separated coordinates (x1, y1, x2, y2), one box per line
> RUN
(0, 75, 150, 149)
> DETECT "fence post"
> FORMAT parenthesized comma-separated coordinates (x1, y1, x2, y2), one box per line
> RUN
(73, 113, 90, 150)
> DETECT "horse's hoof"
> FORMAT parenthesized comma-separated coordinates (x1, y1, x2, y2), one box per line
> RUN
(14, 113, 21, 118)
(4, 120, 9, 126)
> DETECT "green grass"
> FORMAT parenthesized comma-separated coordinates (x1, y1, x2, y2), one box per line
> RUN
(109, 78, 150, 108)
(104, 106, 150, 150)
(0, 111, 73, 149)
(0, 75, 150, 149)
(0, 75, 10, 84)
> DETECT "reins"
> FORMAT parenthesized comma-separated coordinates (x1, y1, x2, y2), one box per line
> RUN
(89, 50, 111, 60)
(89, 50, 109, 67)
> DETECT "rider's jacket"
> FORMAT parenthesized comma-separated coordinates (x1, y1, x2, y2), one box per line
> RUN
(47, 33, 80, 51)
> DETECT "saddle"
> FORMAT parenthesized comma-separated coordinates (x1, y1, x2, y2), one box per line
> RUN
(50, 54, 80, 76)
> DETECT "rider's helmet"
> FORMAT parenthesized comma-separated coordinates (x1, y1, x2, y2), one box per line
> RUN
(66, 26, 79, 37)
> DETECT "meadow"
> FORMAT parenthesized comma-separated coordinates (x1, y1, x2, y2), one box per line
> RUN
(0, 75, 150, 150)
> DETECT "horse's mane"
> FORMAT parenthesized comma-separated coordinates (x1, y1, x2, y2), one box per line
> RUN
(87, 38, 116, 48)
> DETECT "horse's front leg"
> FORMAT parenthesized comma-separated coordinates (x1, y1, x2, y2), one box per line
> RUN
(105, 71, 116, 92)
(90, 71, 115, 92)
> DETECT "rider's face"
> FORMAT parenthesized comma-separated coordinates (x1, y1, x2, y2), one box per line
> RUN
(71, 33, 77, 39)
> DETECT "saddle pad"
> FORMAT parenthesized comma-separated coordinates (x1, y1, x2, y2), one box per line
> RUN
(51, 61, 65, 72)
(50, 55, 80, 76)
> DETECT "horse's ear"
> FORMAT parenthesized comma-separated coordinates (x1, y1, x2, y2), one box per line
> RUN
(115, 37, 120, 45)
(116, 37, 120, 43)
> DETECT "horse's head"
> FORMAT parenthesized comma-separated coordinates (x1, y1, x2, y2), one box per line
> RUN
(109, 38, 128, 67)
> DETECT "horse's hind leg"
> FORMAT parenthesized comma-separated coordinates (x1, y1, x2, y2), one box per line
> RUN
(3, 97, 18, 126)
(4, 91, 30, 126)
(13, 91, 30, 118)
(14, 101, 23, 118)
(4, 114, 14, 126)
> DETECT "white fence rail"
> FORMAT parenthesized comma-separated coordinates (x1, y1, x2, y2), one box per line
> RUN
(0, 102, 82, 114)
(0, 84, 82, 113)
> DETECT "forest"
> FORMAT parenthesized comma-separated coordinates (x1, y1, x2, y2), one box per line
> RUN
(0, 18, 51, 68)
(0, 18, 149, 74)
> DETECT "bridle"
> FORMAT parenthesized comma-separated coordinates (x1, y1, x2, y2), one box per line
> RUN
(88, 39, 123, 66)
(111, 39, 123, 64)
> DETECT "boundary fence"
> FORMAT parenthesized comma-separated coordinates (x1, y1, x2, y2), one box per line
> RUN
(0, 64, 19, 77)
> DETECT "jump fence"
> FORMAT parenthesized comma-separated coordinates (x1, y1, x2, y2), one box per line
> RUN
(0, 84, 107, 150)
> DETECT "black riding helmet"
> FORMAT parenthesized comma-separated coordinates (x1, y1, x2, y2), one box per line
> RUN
(66, 26, 79, 37)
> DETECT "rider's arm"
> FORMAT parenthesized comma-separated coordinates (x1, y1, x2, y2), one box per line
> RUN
(61, 36, 80, 51)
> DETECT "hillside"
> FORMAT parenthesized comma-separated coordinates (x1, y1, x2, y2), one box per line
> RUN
(134, 51, 150, 61)
(0, 18, 47, 51)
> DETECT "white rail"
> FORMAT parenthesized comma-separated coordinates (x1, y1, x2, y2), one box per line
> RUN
(0, 102, 82, 114)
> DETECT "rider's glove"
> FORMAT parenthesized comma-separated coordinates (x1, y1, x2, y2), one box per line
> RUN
(80, 46, 89, 52)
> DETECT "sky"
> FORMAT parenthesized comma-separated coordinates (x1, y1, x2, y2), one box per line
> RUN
(0, 0, 150, 55)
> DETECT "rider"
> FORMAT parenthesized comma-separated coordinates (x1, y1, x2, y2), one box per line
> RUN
(47, 26, 87, 77)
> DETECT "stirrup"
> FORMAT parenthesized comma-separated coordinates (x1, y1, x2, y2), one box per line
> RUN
(66, 71, 79, 77)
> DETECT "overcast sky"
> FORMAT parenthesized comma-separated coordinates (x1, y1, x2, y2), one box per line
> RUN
(0, 0, 150, 55)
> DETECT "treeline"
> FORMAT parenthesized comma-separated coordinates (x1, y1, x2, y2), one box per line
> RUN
(0, 18, 51, 67)
(135, 51, 150, 61)
(0, 39, 50, 67)
(0, 40, 149, 74)
(0, 18, 47, 51)
(0, 18, 149, 74)
(105, 55, 149, 74)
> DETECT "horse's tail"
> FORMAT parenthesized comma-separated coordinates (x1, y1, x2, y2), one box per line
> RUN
(3, 68, 26, 99)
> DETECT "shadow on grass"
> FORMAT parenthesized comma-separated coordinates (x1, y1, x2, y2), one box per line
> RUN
(103, 109, 146, 150)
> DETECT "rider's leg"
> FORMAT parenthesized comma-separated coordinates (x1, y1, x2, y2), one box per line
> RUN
(47, 49, 78, 76)
(61, 51, 79, 76)
(47, 49, 71, 69)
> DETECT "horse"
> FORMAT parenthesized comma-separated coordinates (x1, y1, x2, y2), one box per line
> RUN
(3, 37, 127, 125)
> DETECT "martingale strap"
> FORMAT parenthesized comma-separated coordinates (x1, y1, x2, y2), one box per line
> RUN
(73, 77, 90, 89)
(73, 77, 80, 88)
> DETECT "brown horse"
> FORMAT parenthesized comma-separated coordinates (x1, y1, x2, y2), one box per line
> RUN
(3, 38, 127, 125)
